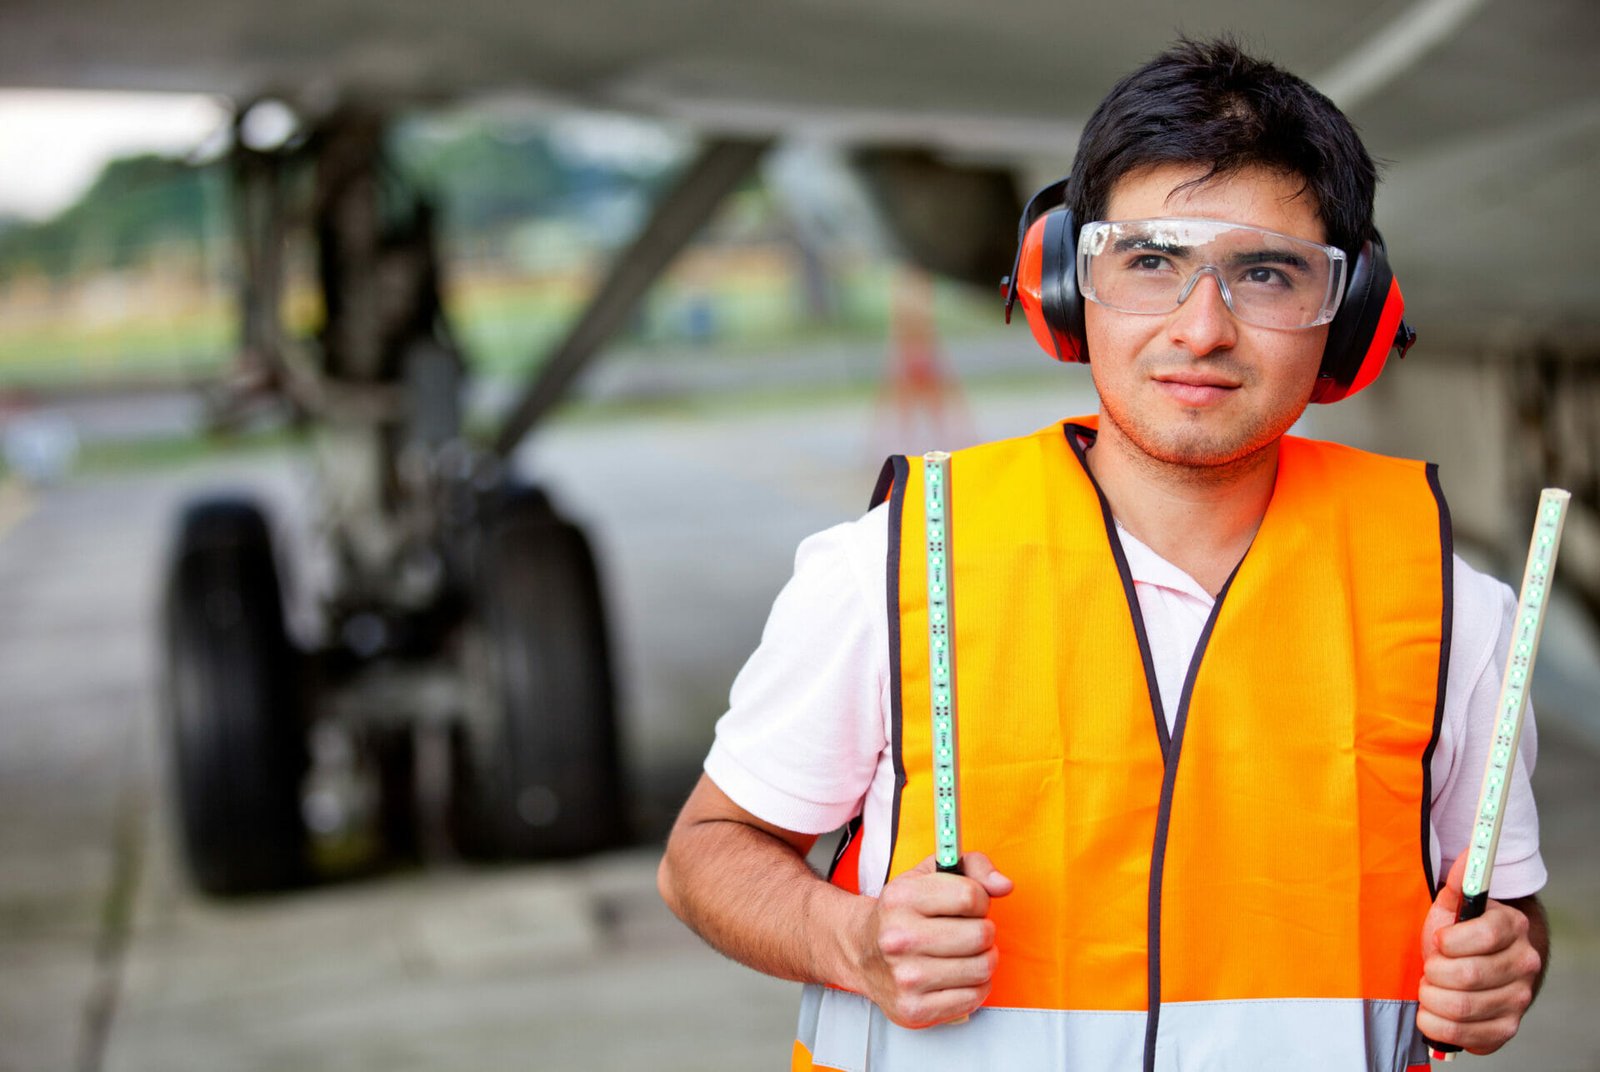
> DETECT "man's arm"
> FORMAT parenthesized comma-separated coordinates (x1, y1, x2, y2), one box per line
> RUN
(658, 773, 1013, 1028)
(1417, 854, 1550, 1055)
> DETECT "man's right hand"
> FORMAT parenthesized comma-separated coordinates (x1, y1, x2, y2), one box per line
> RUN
(858, 852, 1014, 1029)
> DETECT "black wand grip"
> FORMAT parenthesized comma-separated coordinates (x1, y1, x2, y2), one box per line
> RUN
(936, 858, 965, 876)
(1423, 891, 1491, 1056)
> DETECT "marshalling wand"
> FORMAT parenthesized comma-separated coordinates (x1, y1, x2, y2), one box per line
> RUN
(924, 452, 963, 876)
(1429, 488, 1569, 1061)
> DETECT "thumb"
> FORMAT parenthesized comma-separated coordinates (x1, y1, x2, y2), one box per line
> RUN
(1423, 853, 1467, 953)
(959, 851, 1014, 897)
(1438, 852, 1467, 909)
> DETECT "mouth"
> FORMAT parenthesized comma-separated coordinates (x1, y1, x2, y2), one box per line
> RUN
(1151, 371, 1241, 405)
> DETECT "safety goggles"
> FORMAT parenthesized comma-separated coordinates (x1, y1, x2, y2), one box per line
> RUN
(1077, 218, 1348, 331)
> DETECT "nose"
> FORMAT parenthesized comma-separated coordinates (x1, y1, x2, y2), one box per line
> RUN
(1168, 267, 1238, 356)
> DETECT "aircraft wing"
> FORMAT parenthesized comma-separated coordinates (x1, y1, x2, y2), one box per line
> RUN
(4, 0, 1597, 340)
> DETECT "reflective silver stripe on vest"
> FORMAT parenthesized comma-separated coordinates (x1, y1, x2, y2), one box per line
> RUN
(799, 986, 1144, 1071)
(798, 985, 1428, 1070)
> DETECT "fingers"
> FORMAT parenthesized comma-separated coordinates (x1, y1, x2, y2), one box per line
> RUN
(1439, 852, 1467, 906)
(897, 852, 1012, 907)
(959, 851, 1015, 897)
(883, 861, 994, 919)
(1419, 853, 1471, 970)
(877, 913, 996, 959)
(1432, 901, 1532, 960)
(886, 946, 1000, 996)
(1419, 976, 1536, 1028)
(1442, 851, 1467, 891)
(873, 941, 998, 1029)
(1424, 939, 1542, 998)
(1416, 987, 1533, 1056)
(882, 983, 992, 1030)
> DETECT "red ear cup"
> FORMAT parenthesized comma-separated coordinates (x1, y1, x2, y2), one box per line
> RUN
(1014, 209, 1088, 363)
(1311, 236, 1415, 404)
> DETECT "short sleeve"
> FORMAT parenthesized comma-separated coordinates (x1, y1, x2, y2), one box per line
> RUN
(703, 507, 890, 835)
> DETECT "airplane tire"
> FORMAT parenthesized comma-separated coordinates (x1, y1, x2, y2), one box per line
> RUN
(162, 496, 308, 895)
(452, 490, 629, 859)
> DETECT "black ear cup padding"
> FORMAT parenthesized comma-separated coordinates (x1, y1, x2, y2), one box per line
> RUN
(1040, 210, 1087, 362)
(1320, 239, 1389, 387)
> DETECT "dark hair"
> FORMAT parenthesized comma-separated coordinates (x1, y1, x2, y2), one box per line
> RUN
(1068, 37, 1377, 258)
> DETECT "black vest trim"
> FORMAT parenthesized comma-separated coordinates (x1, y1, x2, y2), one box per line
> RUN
(1064, 423, 1171, 756)
(1142, 561, 1244, 1072)
(1420, 462, 1454, 896)
(883, 454, 911, 887)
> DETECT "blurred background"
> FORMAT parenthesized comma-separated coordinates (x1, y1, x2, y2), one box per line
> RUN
(1, 1, 1597, 1069)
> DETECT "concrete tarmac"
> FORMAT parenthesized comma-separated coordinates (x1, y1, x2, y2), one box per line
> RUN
(2, 375, 1597, 1070)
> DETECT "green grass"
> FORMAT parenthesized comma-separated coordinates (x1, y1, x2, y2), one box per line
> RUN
(0, 253, 1003, 390)
(71, 426, 307, 475)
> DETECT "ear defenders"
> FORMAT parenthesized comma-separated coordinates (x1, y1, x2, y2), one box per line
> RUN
(1002, 181, 1417, 404)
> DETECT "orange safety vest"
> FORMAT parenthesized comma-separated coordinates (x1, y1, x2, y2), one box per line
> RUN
(795, 418, 1450, 1072)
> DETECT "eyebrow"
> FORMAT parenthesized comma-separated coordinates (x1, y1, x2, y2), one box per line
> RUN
(1111, 236, 1190, 256)
(1227, 249, 1313, 272)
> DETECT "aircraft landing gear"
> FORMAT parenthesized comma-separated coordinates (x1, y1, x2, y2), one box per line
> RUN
(161, 107, 773, 895)
(159, 481, 630, 892)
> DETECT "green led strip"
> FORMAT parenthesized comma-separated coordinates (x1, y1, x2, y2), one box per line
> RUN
(1463, 488, 1570, 899)
(924, 452, 962, 872)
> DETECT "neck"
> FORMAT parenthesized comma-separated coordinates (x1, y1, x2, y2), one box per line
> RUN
(1081, 416, 1280, 597)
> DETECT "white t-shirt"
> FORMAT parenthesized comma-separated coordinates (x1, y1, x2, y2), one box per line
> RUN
(705, 500, 1546, 901)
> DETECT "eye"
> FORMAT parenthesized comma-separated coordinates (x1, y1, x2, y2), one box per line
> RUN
(1240, 265, 1291, 287)
(1129, 254, 1170, 271)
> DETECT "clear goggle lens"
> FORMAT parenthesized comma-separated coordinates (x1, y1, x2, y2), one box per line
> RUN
(1077, 218, 1348, 330)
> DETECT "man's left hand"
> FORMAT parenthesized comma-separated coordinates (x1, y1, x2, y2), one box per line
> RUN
(1417, 853, 1547, 1055)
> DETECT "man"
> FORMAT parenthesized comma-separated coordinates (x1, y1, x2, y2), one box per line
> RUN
(659, 39, 1548, 1070)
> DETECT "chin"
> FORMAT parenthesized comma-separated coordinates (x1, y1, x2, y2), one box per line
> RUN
(1108, 401, 1293, 471)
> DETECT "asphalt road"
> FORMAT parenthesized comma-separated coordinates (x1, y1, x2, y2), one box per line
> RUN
(2, 376, 1597, 1071)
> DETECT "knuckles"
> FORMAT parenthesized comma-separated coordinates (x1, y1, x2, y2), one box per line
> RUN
(1421, 982, 1476, 1025)
(1440, 989, 1476, 1023)
(881, 873, 987, 918)
(1468, 1017, 1520, 1055)
(947, 881, 984, 916)
(876, 924, 915, 956)
(885, 987, 991, 1031)
(891, 962, 925, 993)
(888, 994, 949, 1030)
(1421, 1015, 1461, 1047)
(972, 947, 998, 985)
(1517, 948, 1543, 988)
(878, 882, 917, 912)
(1476, 902, 1529, 949)
(885, 997, 932, 1029)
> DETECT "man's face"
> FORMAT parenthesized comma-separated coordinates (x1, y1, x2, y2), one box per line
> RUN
(1084, 163, 1330, 471)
